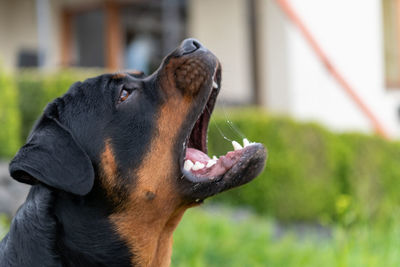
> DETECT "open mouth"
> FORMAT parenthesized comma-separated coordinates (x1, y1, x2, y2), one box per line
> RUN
(180, 64, 266, 186)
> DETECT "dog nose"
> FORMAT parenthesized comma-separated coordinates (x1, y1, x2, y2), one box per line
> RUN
(180, 38, 203, 55)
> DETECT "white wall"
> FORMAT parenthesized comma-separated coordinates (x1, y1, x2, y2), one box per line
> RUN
(188, 0, 253, 104)
(0, 0, 38, 69)
(257, 0, 294, 114)
(265, 0, 400, 137)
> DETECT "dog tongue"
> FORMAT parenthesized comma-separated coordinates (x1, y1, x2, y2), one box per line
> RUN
(185, 148, 210, 163)
(185, 147, 243, 179)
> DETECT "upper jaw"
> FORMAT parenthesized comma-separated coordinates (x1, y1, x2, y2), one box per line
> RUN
(176, 63, 267, 200)
(177, 61, 220, 172)
(161, 39, 267, 200)
(185, 64, 221, 154)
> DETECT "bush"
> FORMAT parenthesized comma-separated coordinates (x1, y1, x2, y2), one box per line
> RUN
(207, 109, 400, 223)
(0, 70, 21, 159)
(340, 134, 400, 221)
(0, 214, 10, 240)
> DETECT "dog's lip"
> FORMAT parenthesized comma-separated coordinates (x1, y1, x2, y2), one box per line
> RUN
(181, 143, 266, 201)
(182, 143, 266, 183)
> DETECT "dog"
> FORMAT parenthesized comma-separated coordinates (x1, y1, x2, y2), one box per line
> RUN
(0, 39, 266, 266)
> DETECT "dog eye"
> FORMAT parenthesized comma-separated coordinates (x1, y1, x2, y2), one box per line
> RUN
(118, 88, 134, 103)
(119, 89, 130, 102)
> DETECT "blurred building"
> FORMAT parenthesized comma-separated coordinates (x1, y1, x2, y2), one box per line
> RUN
(1, 0, 400, 137)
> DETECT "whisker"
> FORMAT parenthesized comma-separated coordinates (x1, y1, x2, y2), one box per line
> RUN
(205, 105, 233, 142)
(221, 105, 246, 139)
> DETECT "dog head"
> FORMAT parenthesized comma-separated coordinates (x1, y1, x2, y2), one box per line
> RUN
(9, 39, 266, 265)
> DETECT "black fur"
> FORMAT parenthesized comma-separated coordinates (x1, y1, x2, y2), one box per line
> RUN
(1, 68, 163, 266)
(10, 103, 94, 196)
(0, 185, 60, 266)
(0, 39, 266, 266)
(0, 40, 188, 265)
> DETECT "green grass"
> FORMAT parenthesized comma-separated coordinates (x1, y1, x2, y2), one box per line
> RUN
(172, 206, 400, 267)
(1, 207, 400, 267)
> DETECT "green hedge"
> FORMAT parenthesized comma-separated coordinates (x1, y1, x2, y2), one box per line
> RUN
(0, 70, 20, 159)
(207, 109, 400, 223)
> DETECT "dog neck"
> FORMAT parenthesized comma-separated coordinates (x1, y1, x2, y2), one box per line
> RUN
(110, 203, 188, 267)
(53, 185, 133, 266)
(1, 183, 189, 267)
(0, 184, 135, 266)
(0, 185, 60, 266)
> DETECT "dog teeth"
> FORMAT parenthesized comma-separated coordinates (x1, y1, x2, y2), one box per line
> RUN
(192, 161, 205, 171)
(212, 155, 218, 161)
(184, 160, 194, 171)
(206, 159, 217, 168)
(232, 141, 243, 151)
(213, 81, 218, 89)
(243, 138, 250, 147)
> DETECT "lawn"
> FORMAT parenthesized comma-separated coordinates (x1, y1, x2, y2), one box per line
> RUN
(172, 206, 400, 267)
(1, 205, 400, 267)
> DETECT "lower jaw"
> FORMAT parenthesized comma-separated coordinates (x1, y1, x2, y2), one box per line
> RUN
(181, 141, 264, 184)
(183, 148, 243, 180)
(179, 143, 266, 201)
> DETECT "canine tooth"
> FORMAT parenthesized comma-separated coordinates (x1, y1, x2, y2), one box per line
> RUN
(213, 81, 218, 89)
(192, 161, 205, 171)
(212, 155, 218, 161)
(243, 138, 250, 147)
(232, 141, 243, 151)
(206, 160, 217, 168)
(184, 160, 194, 171)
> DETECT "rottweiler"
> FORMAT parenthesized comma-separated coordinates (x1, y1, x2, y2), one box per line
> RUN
(0, 39, 266, 267)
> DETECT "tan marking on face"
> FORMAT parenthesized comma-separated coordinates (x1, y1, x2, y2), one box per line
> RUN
(109, 55, 213, 266)
(112, 72, 127, 79)
(127, 70, 144, 77)
(110, 92, 193, 267)
(100, 140, 120, 203)
(175, 58, 207, 95)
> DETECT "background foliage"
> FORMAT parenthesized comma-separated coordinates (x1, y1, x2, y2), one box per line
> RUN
(0, 69, 20, 158)
(208, 109, 400, 223)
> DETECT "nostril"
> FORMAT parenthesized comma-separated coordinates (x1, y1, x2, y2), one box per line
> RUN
(192, 40, 201, 50)
(181, 38, 203, 55)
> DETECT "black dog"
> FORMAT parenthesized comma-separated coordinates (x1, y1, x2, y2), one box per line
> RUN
(0, 39, 266, 266)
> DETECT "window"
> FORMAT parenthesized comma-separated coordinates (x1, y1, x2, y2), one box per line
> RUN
(121, 0, 187, 74)
(61, 0, 187, 72)
(17, 50, 39, 68)
(73, 9, 106, 67)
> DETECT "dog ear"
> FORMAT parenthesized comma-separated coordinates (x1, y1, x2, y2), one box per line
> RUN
(9, 102, 94, 196)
